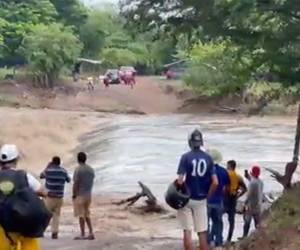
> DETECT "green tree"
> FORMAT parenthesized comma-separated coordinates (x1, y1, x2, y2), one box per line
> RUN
(79, 11, 112, 58)
(0, 18, 8, 57)
(102, 48, 137, 67)
(0, 0, 57, 65)
(183, 42, 250, 96)
(22, 23, 82, 88)
(122, 0, 300, 83)
(50, 0, 88, 29)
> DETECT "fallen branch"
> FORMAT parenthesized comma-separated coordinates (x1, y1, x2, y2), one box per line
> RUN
(113, 181, 165, 213)
(217, 105, 241, 113)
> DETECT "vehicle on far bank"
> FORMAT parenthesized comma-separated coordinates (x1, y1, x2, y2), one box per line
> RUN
(163, 60, 187, 80)
(119, 66, 136, 86)
(103, 69, 121, 86)
(119, 66, 137, 76)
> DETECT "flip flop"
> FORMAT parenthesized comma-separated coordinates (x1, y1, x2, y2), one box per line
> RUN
(85, 234, 95, 240)
(74, 236, 85, 240)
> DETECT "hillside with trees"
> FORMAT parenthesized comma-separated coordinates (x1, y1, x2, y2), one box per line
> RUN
(121, 0, 300, 113)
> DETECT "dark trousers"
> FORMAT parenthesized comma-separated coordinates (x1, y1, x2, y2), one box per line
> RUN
(224, 195, 237, 242)
(208, 204, 223, 247)
(243, 211, 261, 237)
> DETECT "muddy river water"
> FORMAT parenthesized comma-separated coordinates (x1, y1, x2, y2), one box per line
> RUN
(82, 114, 298, 199)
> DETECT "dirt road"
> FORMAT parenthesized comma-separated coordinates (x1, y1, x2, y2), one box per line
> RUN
(0, 76, 183, 114)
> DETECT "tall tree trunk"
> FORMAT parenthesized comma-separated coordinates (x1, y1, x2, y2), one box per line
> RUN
(266, 104, 300, 189)
(293, 104, 300, 162)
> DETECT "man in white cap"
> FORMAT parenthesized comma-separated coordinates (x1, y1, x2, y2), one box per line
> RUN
(0, 144, 44, 250)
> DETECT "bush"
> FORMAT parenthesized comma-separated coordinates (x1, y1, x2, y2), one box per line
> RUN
(183, 41, 250, 97)
(101, 47, 137, 68)
(22, 23, 82, 88)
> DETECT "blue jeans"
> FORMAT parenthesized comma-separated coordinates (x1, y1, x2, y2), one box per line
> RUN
(243, 210, 261, 237)
(208, 204, 223, 247)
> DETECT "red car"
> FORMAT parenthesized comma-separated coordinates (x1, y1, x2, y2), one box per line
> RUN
(119, 66, 136, 85)
(165, 67, 186, 79)
(120, 66, 137, 76)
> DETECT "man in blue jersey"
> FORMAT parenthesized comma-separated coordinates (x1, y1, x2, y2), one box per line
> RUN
(207, 149, 230, 249)
(177, 129, 218, 250)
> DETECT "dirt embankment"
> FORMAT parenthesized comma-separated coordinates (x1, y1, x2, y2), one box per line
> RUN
(0, 76, 183, 115)
(0, 78, 186, 250)
(237, 184, 300, 250)
(0, 108, 98, 174)
(1, 77, 299, 249)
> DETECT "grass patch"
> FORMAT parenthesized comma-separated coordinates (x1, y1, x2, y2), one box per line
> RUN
(268, 185, 300, 230)
(0, 95, 20, 107)
(0, 67, 15, 81)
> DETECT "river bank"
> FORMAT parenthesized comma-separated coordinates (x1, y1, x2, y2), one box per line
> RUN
(1, 77, 300, 249)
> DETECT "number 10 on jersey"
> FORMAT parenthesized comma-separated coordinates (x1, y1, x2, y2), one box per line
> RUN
(191, 159, 207, 177)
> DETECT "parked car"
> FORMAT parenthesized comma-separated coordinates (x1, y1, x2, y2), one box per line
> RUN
(119, 66, 136, 85)
(103, 69, 121, 85)
(119, 66, 137, 76)
(165, 67, 186, 79)
(163, 60, 187, 80)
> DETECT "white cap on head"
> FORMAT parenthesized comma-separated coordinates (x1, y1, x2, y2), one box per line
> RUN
(0, 144, 19, 163)
(206, 148, 223, 164)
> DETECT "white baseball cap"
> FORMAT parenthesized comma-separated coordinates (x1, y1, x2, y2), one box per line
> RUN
(0, 144, 19, 163)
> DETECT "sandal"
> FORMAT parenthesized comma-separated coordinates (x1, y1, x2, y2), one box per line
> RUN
(85, 234, 95, 240)
(74, 235, 86, 240)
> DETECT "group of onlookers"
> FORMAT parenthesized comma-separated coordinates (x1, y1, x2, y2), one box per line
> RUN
(40, 152, 95, 240)
(0, 128, 265, 250)
(0, 144, 95, 250)
(207, 150, 264, 248)
(176, 129, 264, 250)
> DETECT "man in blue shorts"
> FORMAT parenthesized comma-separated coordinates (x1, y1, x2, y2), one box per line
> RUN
(177, 129, 218, 250)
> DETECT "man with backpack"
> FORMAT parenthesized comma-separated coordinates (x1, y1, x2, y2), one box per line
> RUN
(176, 129, 218, 250)
(40, 156, 71, 239)
(224, 160, 247, 243)
(0, 144, 51, 250)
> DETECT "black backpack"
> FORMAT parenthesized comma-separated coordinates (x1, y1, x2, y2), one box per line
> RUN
(0, 169, 52, 238)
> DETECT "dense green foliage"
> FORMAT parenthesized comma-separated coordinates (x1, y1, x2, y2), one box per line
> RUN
(23, 23, 82, 87)
(0, 1, 175, 86)
(182, 42, 250, 96)
(2, 0, 299, 100)
(122, 0, 300, 97)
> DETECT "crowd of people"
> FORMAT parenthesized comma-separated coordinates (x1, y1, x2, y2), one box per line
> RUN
(0, 127, 265, 250)
(0, 144, 95, 250)
(174, 129, 264, 250)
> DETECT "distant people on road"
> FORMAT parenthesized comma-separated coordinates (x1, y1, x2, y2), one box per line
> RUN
(0, 144, 49, 250)
(40, 156, 71, 239)
(207, 149, 230, 248)
(176, 129, 218, 250)
(241, 166, 264, 238)
(224, 160, 247, 243)
(73, 152, 95, 240)
(87, 77, 94, 92)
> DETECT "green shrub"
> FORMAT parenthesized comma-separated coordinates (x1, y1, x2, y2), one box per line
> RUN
(22, 23, 82, 88)
(183, 41, 250, 97)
